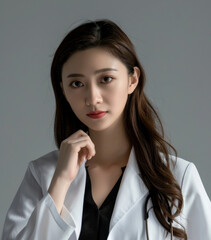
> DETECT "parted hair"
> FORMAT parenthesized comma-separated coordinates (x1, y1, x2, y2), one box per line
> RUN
(50, 19, 187, 239)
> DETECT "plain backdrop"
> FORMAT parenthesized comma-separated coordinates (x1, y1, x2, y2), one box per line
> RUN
(1, 0, 210, 233)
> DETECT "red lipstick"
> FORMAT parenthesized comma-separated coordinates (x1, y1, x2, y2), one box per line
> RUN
(87, 111, 107, 119)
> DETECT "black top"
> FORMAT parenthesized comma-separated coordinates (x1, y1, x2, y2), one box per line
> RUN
(78, 166, 126, 240)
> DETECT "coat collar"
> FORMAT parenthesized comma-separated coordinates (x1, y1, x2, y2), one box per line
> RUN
(64, 146, 149, 238)
(109, 146, 148, 232)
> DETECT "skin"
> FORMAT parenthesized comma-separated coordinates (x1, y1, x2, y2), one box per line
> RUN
(48, 47, 140, 213)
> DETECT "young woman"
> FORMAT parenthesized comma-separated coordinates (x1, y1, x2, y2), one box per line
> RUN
(2, 19, 211, 240)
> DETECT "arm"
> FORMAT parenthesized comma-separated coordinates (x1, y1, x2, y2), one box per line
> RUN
(181, 163, 211, 239)
(2, 130, 95, 240)
(1, 163, 76, 240)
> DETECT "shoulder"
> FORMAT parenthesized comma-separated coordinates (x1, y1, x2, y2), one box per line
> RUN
(168, 154, 191, 188)
(165, 154, 206, 195)
(160, 153, 195, 188)
(166, 155, 211, 238)
(27, 150, 59, 192)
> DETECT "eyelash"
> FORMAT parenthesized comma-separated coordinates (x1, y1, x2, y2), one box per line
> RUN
(70, 76, 114, 88)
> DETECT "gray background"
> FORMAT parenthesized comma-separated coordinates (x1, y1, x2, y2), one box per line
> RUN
(1, 0, 210, 232)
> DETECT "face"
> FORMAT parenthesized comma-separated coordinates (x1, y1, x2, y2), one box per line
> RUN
(61, 47, 139, 132)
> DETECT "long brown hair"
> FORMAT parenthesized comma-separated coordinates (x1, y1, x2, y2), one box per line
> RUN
(50, 19, 187, 239)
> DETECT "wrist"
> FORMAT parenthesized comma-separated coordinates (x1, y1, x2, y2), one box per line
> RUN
(48, 176, 72, 214)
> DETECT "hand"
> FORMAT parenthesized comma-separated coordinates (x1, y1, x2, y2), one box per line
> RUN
(54, 129, 96, 183)
(48, 129, 95, 213)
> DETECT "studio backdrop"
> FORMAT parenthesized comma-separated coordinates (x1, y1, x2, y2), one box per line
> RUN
(1, 0, 210, 233)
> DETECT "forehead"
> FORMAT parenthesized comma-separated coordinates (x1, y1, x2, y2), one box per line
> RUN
(62, 47, 127, 75)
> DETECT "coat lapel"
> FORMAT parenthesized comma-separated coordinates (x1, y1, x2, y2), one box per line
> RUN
(109, 146, 148, 232)
(63, 146, 149, 238)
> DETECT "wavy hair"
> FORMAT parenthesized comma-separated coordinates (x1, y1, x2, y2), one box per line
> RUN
(50, 19, 187, 239)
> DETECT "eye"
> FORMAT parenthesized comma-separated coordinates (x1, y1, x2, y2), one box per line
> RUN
(102, 76, 113, 83)
(70, 81, 83, 88)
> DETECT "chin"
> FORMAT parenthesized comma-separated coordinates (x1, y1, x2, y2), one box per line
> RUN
(87, 125, 109, 132)
(87, 121, 119, 133)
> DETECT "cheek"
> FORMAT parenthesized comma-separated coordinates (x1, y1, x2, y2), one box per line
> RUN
(109, 79, 128, 95)
(65, 93, 81, 111)
(107, 85, 129, 106)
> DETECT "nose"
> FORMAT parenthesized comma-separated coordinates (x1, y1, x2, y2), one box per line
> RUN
(85, 84, 103, 107)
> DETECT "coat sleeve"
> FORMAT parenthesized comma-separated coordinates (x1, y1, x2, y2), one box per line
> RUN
(181, 162, 211, 239)
(1, 163, 76, 240)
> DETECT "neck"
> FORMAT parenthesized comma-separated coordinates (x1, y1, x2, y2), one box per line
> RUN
(87, 121, 132, 168)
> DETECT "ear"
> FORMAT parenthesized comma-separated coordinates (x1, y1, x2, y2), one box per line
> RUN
(128, 67, 140, 94)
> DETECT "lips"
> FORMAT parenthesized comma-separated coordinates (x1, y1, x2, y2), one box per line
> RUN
(87, 111, 107, 119)
(87, 111, 106, 115)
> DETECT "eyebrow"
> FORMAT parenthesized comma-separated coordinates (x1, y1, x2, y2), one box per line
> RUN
(66, 68, 118, 78)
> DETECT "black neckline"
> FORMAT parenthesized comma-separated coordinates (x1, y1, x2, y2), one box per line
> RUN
(85, 166, 126, 210)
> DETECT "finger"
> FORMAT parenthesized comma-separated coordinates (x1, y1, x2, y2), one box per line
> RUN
(78, 148, 88, 164)
(70, 130, 88, 139)
(71, 139, 95, 159)
(63, 130, 90, 143)
(78, 147, 88, 160)
(70, 136, 95, 149)
(65, 135, 95, 154)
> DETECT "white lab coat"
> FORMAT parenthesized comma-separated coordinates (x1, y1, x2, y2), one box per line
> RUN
(2, 147, 211, 240)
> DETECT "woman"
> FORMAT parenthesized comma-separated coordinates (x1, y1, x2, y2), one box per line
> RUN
(2, 19, 211, 240)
